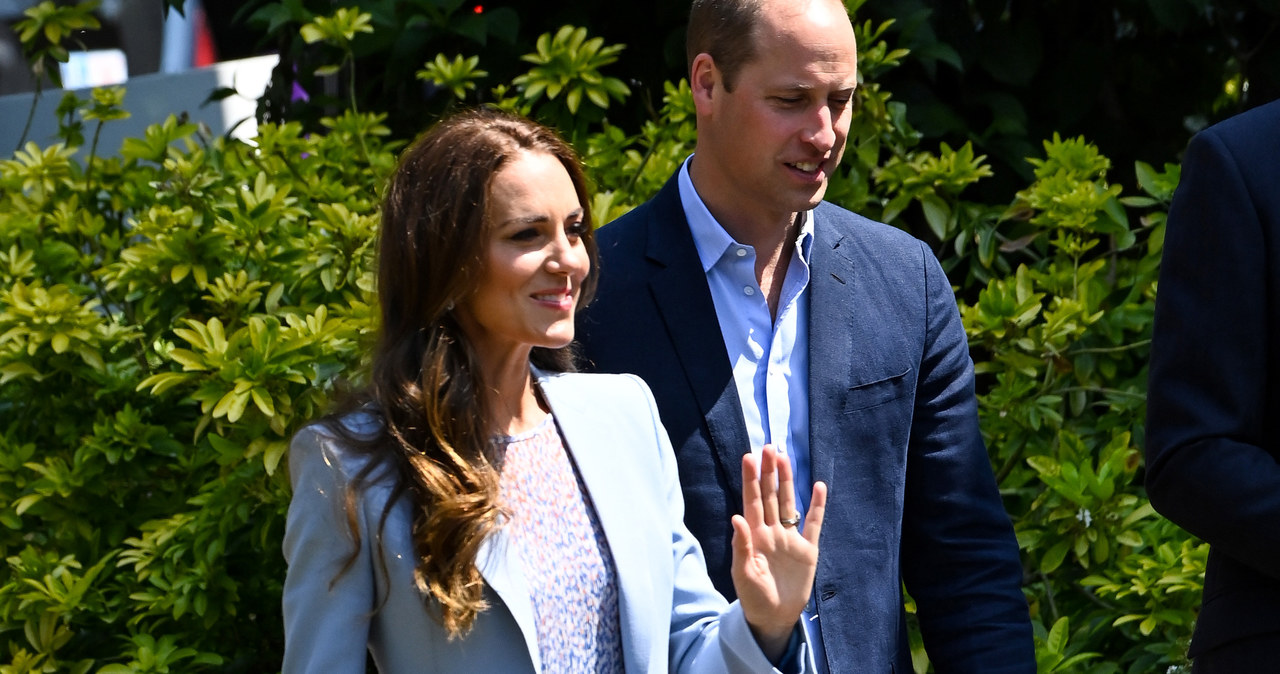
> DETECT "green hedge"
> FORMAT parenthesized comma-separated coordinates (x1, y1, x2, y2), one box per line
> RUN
(0, 6, 1201, 673)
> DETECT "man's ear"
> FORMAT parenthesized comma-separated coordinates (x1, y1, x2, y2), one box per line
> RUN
(690, 52, 720, 115)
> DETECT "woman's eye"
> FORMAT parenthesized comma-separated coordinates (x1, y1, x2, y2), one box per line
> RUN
(567, 221, 588, 238)
(509, 228, 539, 242)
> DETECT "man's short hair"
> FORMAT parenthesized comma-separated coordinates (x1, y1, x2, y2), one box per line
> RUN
(686, 0, 765, 92)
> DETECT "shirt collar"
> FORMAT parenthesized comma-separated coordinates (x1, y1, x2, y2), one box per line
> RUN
(677, 155, 815, 272)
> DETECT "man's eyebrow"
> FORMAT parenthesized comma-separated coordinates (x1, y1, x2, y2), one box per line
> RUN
(771, 82, 858, 93)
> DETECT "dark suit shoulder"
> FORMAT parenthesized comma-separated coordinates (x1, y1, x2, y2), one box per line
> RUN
(595, 201, 652, 252)
(813, 200, 935, 281)
(1202, 97, 1280, 151)
(815, 200, 920, 247)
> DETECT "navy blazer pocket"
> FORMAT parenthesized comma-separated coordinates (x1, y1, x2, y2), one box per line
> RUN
(841, 366, 913, 413)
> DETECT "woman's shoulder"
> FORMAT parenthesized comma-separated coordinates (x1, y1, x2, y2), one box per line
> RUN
(536, 369, 653, 405)
(289, 407, 390, 488)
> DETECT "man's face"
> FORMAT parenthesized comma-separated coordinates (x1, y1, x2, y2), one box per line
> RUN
(692, 0, 859, 229)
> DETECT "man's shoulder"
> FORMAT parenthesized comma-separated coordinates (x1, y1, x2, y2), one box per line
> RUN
(596, 201, 653, 251)
(813, 200, 927, 264)
(1195, 98, 1280, 166)
(1207, 97, 1280, 143)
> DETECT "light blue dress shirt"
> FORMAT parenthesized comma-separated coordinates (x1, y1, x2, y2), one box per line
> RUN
(678, 157, 828, 672)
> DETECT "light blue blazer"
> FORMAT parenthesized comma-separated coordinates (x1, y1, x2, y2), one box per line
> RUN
(281, 371, 808, 673)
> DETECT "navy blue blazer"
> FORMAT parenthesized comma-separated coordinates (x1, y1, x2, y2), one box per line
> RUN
(576, 174, 1034, 672)
(1146, 98, 1280, 659)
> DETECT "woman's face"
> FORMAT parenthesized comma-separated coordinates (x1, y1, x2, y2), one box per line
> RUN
(455, 150, 590, 366)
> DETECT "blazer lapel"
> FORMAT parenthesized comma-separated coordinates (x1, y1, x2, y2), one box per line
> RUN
(642, 176, 750, 497)
(808, 210, 859, 493)
(536, 373, 653, 674)
(476, 527, 541, 672)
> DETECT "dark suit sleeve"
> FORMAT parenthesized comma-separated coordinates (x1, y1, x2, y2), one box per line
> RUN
(899, 242, 1035, 672)
(1145, 124, 1280, 580)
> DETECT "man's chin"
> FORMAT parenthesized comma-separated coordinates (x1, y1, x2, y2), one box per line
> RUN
(792, 184, 828, 212)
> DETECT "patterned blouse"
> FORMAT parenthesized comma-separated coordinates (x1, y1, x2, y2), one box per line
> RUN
(495, 415, 625, 673)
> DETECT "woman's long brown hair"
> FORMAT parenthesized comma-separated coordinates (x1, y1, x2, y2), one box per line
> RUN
(322, 108, 597, 638)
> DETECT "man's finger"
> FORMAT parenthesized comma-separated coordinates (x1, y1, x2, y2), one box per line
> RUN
(774, 445, 799, 529)
(730, 513, 753, 563)
(802, 481, 828, 547)
(740, 452, 764, 528)
(759, 444, 781, 526)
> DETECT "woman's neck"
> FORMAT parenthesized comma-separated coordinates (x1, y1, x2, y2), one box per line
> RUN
(477, 349, 548, 437)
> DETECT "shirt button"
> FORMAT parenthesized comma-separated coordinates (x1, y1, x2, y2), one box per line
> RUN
(735, 248, 747, 257)
(743, 286, 755, 296)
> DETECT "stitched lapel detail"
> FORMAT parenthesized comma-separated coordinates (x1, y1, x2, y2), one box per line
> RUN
(808, 210, 857, 492)
(644, 179, 749, 498)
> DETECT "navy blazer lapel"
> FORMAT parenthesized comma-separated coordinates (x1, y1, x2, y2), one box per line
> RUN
(807, 207, 860, 493)
(641, 176, 750, 497)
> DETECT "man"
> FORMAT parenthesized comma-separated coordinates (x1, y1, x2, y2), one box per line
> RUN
(575, 0, 1034, 670)
(1145, 97, 1280, 672)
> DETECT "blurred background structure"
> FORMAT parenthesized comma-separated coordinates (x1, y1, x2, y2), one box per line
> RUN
(0, 1, 276, 150)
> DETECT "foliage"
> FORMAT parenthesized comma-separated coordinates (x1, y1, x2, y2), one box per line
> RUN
(10, 0, 103, 153)
(0, 87, 389, 669)
(242, 0, 523, 137)
(11, 0, 101, 90)
(0, 5, 1209, 673)
(859, 0, 1280, 203)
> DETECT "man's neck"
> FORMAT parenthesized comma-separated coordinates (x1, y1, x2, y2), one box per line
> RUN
(688, 157, 799, 252)
(687, 156, 802, 319)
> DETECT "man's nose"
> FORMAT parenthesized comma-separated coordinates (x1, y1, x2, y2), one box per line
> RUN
(803, 105, 836, 151)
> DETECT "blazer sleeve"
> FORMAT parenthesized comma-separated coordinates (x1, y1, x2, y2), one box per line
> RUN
(614, 375, 810, 674)
(281, 426, 375, 673)
(1145, 124, 1280, 580)
(898, 243, 1035, 672)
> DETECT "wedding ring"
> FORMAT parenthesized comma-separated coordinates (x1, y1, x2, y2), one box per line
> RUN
(779, 515, 801, 528)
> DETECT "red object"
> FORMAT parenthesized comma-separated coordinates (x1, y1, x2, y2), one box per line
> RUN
(194, 3, 218, 67)
(474, 4, 484, 13)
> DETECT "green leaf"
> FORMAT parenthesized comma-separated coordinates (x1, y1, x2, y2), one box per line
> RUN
(1139, 615, 1157, 636)
(250, 387, 275, 417)
(1115, 530, 1142, 547)
(264, 441, 288, 476)
(1122, 502, 1157, 527)
(920, 193, 952, 240)
(299, 23, 325, 43)
(1046, 616, 1069, 655)
(0, 362, 42, 384)
(1041, 539, 1070, 573)
(13, 493, 42, 515)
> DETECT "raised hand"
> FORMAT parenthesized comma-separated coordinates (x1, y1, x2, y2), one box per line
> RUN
(730, 444, 827, 661)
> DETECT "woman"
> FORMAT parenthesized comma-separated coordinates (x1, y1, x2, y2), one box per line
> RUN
(281, 108, 827, 673)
